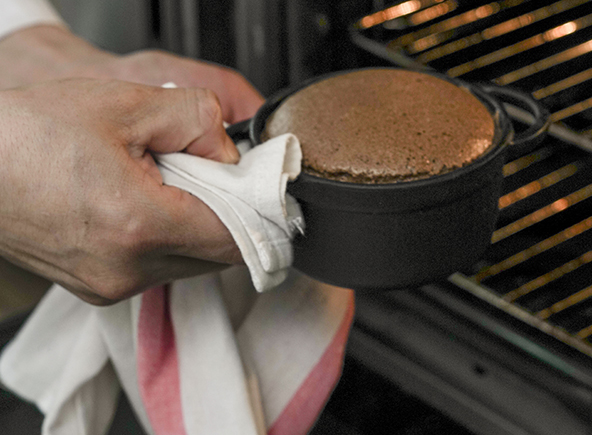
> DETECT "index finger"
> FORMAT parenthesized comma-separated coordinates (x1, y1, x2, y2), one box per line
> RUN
(131, 86, 239, 164)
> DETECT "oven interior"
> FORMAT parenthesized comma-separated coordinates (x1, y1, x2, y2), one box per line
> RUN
(4, 1, 592, 434)
(315, 1, 592, 434)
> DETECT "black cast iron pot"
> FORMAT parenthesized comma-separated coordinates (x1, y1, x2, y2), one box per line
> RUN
(227, 68, 549, 290)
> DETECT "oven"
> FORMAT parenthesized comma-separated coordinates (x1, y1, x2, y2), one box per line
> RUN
(298, 1, 592, 434)
(3, 1, 592, 434)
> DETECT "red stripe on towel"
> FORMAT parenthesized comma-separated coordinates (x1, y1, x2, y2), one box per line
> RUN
(268, 293, 355, 435)
(137, 285, 187, 435)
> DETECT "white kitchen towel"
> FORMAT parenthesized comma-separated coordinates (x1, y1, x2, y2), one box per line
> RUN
(155, 132, 304, 292)
(156, 80, 303, 293)
(0, 270, 355, 435)
(0, 131, 355, 435)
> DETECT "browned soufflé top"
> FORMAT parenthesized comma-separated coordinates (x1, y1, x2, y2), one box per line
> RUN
(261, 69, 495, 183)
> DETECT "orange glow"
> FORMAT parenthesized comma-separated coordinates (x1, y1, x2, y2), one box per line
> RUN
(409, 33, 449, 53)
(389, 1, 498, 48)
(505, 252, 592, 303)
(502, 153, 544, 176)
(538, 281, 592, 320)
(550, 94, 592, 123)
(496, 39, 592, 85)
(389, 0, 423, 18)
(498, 164, 578, 209)
(456, 12, 592, 79)
(551, 198, 569, 212)
(358, 0, 434, 29)
(419, 0, 589, 65)
(533, 68, 592, 100)
(544, 21, 578, 41)
(448, 33, 545, 77)
(474, 216, 592, 282)
(360, 15, 378, 29)
(475, 4, 495, 19)
(493, 184, 592, 245)
(482, 14, 535, 39)
(409, 1, 456, 26)
(578, 325, 592, 339)
(498, 182, 541, 208)
(441, 3, 499, 31)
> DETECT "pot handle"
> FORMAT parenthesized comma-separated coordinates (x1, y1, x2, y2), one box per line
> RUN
(225, 119, 252, 143)
(478, 84, 550, 161)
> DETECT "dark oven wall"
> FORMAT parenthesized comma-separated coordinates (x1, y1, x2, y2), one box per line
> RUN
(151, 0, 398, 96)
(230, 0, 390, 97)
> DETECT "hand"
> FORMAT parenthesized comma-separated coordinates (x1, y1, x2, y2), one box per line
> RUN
(0, 79, 242, 305)
(0, 25, 264, 123)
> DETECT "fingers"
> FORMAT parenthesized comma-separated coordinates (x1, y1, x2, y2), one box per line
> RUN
(127, 86, 239, 164)
(103, 83, 244, 294)
(183, 64, 265, 124)
(117, 52, 265, 123)
(182, 88, 239, 163)
(218, 70, 265, 123)
(0, 78, 245, 307)
(68, 185, 241, 305)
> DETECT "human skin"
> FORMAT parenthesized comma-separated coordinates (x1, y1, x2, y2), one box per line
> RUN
(0, 25, 264, 121)
(0, 26, 265, 306)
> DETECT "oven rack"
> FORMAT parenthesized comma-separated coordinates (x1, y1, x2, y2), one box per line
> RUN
(350, 0, 592, 361)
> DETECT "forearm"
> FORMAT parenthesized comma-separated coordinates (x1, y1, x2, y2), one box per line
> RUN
(0, 25, 117, 89)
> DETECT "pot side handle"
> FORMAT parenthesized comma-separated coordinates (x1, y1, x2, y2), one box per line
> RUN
(225, 119, 252, 143)
(479, 84, 551, 161)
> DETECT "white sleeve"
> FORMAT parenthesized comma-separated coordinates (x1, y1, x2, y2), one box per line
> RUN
(0, 0, 65, 41)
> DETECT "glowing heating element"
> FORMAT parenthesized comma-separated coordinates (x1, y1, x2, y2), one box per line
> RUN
(492, 185, 592, 243)
(504, 251, 592, 303)
(497, 164, 578, 209)
(495, 38, 592, 86)
(417, 0, 588, 63)
(475, 216, 592, 282)
(390, 1, 503, 49)
(449, 14, 592, 78)
(357, 0, 445, 30)
(533, 68, 592, 100)
(537, 281, 592, 320)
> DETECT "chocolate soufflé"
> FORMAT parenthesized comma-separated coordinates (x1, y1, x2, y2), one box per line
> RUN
(261, 69, 495, 183)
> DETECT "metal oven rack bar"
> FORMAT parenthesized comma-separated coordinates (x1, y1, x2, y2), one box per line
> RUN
(343, 1, 592, 434)
(351, 0, 592, 372)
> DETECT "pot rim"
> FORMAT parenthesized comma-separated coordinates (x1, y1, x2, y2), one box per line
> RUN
(250, 67, 514, 193)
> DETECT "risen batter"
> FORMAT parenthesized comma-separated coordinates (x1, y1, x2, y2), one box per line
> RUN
(262, 69, 494, 183)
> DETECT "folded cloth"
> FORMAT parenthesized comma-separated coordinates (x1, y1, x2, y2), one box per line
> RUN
(155, 133, 304, 292)
(0, 133, 355, 435)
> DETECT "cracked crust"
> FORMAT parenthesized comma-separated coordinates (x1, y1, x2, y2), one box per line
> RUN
(261, 69, 494, 184)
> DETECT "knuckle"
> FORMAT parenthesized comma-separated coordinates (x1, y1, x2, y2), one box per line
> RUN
(93, 276, 142, 303)
(192, 88, 224, 129)
(120, 84, 153, 109)
(117, 212, 161, 256)
(97, 200, 156, 248)
(83, 260, 148, 303)
(83, 293, 121, 307)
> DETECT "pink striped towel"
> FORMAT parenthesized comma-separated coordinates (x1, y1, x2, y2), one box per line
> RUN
(0, 269, 354, 435)
(0, 131, 355, 434)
